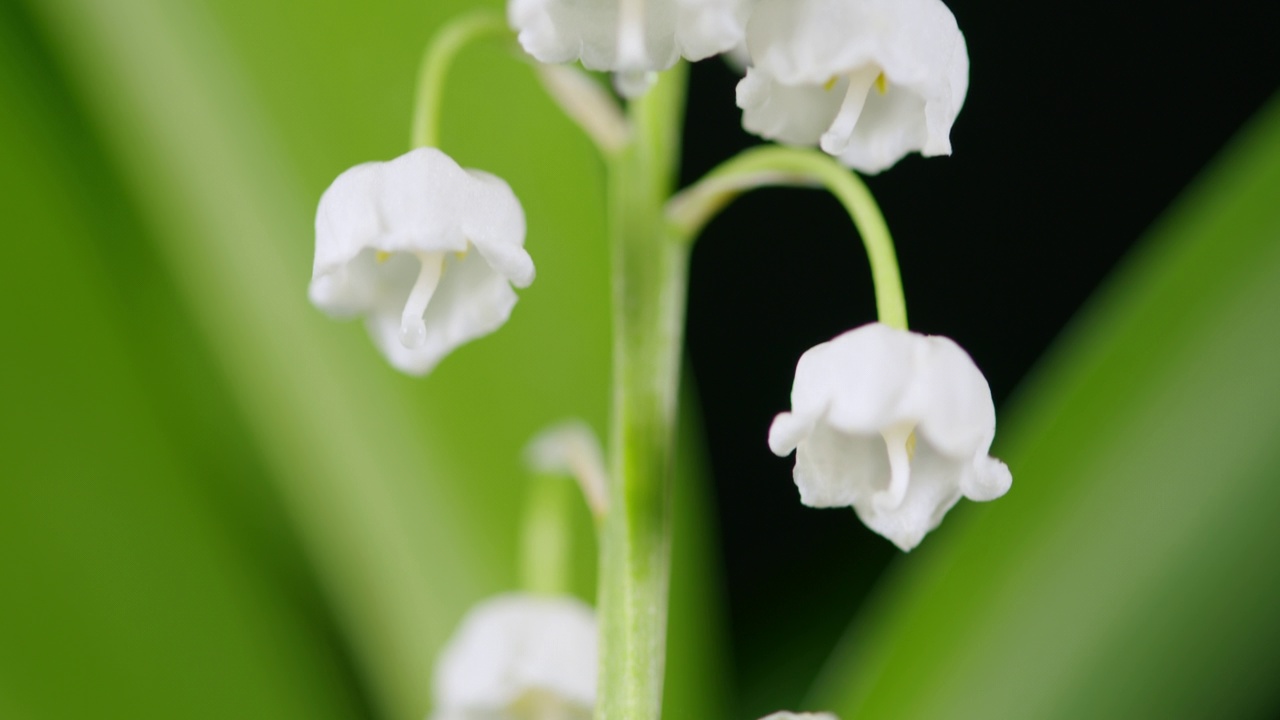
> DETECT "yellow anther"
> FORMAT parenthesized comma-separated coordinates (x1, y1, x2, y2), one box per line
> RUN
(905, 430, 918, 462)
(823, 76, 839, 92)
(375, 250, 391, 264)
(875, 72, 888, 95)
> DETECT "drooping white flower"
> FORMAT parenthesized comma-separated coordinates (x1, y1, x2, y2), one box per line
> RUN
(768, 323, 1011, 552)
(759, 713, 840, 720)
(431, 594, 597, 720)
(509, 0, 751, 96)
(736, 0, 968, 174)
(310, 147, 534, 376)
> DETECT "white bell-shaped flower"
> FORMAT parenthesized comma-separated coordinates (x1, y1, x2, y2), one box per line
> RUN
(768, 323, 1011, 552)
(736, 0, 968, 174)
(759, 713, 840, 720)
(431, 594, 597, 720)
(509, 0, 751, 96)
(310, 147, 534, 376)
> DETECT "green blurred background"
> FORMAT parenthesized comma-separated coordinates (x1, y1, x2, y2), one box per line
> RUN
(1, 0, 1278, 718)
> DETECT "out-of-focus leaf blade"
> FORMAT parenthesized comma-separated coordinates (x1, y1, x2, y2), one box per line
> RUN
(811, 95, 1280, 719)
(0, 6, 367, 718)
(19, 0, 498, 716)
(665, 385, 734, 720)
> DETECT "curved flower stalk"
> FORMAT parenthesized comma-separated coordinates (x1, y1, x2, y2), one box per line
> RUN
(769, 323, 1011, 551)
(509, 0, 751, 95)
(310, 147, 534, 376)
(430, 594, 598, 720)
(525, 420, 610, 519)
(736, 0, 968, 174)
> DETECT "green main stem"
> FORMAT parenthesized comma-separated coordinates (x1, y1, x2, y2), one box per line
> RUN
(597, 64, 689, 720)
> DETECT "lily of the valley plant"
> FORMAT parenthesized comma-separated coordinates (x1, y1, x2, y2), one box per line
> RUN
(309, 0, 1010, 718)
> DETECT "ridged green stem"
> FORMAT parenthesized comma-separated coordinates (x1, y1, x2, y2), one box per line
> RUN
(597, 63, 689, 720)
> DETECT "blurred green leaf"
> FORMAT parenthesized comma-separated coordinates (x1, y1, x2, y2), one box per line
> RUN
(665, 386, 734, 720)
(811, 94, 1280, 719)
(19, 0, 495, 714)
(0, 4, 367, 718)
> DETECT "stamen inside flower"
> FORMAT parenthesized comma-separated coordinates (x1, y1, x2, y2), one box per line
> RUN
(613, 0, 654, 97)
(819, 66, 881, 155)
(875, 72, 888, 95)
(617, 0, 646, 66)
(399, 251, 446, 349)
(375, 250, 391, 263)
(879, 422, 917, 510)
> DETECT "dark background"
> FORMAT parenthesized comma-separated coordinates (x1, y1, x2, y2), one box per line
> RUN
(680, 1, 1280, 714)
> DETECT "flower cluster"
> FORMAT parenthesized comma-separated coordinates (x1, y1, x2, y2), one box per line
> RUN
(510, 0, 968, 171)
(310, 0, 975, 375)
(310, 0, 1011, 716)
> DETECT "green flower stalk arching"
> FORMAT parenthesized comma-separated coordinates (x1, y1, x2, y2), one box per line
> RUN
(666, 145, 909, 330)
(410, 10, 513, 150)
